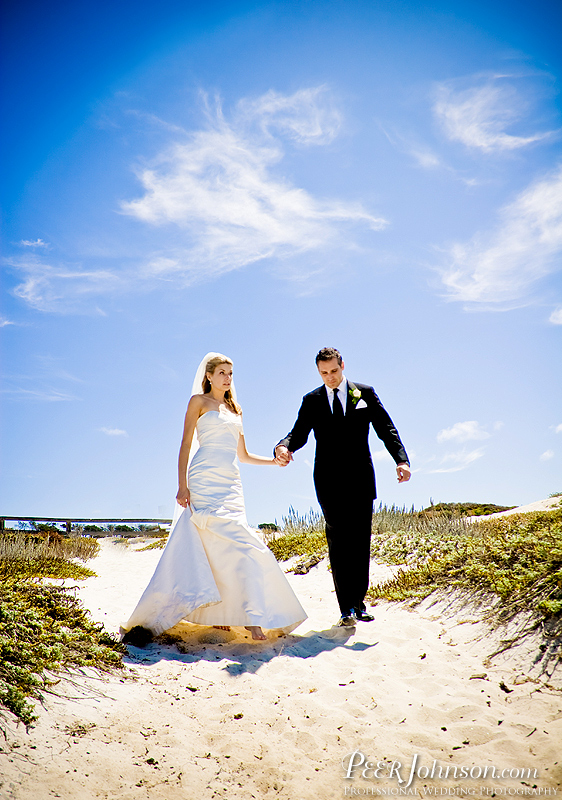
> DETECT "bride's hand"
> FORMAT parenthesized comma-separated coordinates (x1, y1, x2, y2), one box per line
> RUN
(176, 487, 191, 508)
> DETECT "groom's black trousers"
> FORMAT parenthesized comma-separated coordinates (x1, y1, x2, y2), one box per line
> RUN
(320, 496, 374, 615)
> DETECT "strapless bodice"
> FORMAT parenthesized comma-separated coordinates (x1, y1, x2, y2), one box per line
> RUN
(195, 408, 243, 452)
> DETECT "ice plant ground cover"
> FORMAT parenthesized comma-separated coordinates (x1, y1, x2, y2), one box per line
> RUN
(367, 506, 562, 624)
(266, 502, 562, 660)
(0, 528, 124, 729)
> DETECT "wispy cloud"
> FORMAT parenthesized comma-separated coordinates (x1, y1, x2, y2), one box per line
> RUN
(440, 165, 562, 306)
(8, 87, 386, 313)
(99, 427, 128, 437)
(0, 316, 15, 327)
(437, 420, 491, 444)
(426, 419, 494, 472)
(378, 124, 443, 171)
(549, 308, 562, 324)
(554, 424, 562, 434)
(1, 387, 78, 401)
(429, 448, 485, 473)
(20, 238, 49, 248)
(121, 88, 386, 283)
(236, 86, 342, 145)
(36, 355, 85, 383)
(434, 77, 556, 152)
(540, 449, 554, 461)
(6, 255, 126, 313)
(126, 109, 187, 134)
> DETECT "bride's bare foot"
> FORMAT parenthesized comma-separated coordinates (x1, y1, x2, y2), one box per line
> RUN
(213, 625, 231, 631)
(245, 626, 267, 641)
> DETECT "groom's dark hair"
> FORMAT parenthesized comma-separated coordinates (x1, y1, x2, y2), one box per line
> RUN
(315, 347, 343, 366)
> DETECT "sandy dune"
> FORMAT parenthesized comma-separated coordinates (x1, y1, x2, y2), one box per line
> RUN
(468, 496, 561, 520)
(1, 516, 561, 799)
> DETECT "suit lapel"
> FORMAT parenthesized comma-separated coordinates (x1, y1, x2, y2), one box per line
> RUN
(319, 384, 330, 413)
(345, 380, 355, 416)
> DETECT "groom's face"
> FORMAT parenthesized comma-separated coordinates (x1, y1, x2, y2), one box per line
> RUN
(317, 357, 344, 389)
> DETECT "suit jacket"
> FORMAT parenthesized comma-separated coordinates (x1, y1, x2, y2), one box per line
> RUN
(277, 382, 408, 507)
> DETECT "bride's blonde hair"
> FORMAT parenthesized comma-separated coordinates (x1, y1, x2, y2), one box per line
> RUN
(203, 355, 241, 415)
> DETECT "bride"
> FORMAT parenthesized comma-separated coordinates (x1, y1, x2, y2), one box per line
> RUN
(121, 352, 306, 643)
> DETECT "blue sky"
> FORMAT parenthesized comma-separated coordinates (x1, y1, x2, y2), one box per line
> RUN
(1, 0, 561, 525)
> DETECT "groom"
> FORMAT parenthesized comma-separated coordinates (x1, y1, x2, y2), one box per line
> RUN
(275, 347, 410, 626)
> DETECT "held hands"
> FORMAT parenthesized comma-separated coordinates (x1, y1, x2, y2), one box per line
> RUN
(275, 445, 294, 467)
(396, 463, 411, 483)
(176, 487, 191, 508)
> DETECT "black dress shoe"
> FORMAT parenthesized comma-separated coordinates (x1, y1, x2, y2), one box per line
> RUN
(338, 613, 356, 627)
(353, 609, 375, 622)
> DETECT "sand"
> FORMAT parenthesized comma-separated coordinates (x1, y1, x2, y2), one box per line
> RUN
(1, 505, 561, 800)
(467, 496, 561, 520)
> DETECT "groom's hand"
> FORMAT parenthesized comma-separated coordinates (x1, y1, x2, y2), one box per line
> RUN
(275, 445, 293, 467)
(396, 463, 411, 483)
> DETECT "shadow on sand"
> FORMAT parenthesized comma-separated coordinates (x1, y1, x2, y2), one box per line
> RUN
(123, 622, 378, 675)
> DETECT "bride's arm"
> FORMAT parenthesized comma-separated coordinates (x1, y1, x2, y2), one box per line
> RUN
(177, 395, 204, 506)
(237, 433, 278, 466)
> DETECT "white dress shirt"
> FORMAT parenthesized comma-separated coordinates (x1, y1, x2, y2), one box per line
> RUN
(326, 376, 348, 413)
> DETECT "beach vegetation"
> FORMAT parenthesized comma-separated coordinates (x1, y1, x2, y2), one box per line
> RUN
(0, 583, 125, 728)
(258, 522, 280, 533)
(265, 507, 327, 562)
(138, 535, 169, 551)
(367, 508, 562, 631)
(30, 522, 65, 535)
(0, 532, 99, 580)
(370, 504, 471, 564)
(0, 532, 124, 729)
(418, 501, 515, 517)
(268, 503, 562, 648)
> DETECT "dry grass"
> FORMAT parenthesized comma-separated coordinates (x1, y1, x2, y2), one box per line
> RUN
(0, 532, 100, 581)
(265, 507, 327, 563)
(137, 535, 169, 551)
(0, 532, 99, 561)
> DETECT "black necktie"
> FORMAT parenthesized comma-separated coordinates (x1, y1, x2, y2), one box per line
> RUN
(333, 387, 344, 420)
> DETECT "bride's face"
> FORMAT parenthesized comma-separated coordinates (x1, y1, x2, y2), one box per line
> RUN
(207, 363, 233, 393)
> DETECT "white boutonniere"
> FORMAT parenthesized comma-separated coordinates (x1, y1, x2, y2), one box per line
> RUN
(348, 384, 362, 407)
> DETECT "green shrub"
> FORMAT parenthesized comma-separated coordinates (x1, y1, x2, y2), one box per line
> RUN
(0, 583, 125, 727)
(0, 531, 122, 729)
(367, 508, 562, 628)
(417, 502, 515, 518)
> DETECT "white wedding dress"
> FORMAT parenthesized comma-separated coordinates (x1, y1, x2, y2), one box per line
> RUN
(122, 407, 306, 636)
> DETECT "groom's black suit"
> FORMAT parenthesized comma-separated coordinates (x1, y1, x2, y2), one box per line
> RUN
(277, 381, 409, 615)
